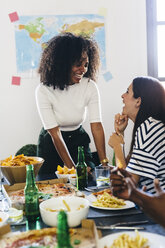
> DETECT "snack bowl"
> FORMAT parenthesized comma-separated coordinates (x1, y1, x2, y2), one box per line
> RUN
(39, 196, 89, 227)
(0, 156, 44, 185)
(0, 212, 9, 227)
(55, 171, 76, 181)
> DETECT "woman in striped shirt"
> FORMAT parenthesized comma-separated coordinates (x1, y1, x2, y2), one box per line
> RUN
(109, 76, 165, 193)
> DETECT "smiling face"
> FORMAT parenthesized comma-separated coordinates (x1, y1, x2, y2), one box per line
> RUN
(69, 53, 89, 85)
(121, 83, 141, 122)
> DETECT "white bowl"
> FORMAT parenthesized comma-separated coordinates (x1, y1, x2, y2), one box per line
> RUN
(39, 196, 89, 227)
(0, 212, 9, 226)
(55, 171, 76, 181)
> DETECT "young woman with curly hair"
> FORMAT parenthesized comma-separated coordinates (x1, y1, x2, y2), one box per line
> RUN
(35, 32, 108, 175)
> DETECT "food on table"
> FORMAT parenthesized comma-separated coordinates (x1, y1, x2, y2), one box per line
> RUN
(92, 192, 126, 208)
(57, 165, 76, 174)
(92, 188, 112, 196)
(1, 154, 38, 167)
(7, 183, 79, 208)
(104, 230, 149, 248)
(0, 227, 66, 248)
(45, 200, 85, 213)
(0, 220, 97, 248)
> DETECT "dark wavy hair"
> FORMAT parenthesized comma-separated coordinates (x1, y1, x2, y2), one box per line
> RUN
(127, 76, 165, 162)
(38, 32, 100, 90)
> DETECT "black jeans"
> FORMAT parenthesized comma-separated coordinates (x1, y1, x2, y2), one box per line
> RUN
(37, 126, 96, 175)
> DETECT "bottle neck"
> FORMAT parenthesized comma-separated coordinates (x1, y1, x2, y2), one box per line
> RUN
(57, 211, 73, 248)
(26, 164, 36, 186)
(77, 146, 85, 164)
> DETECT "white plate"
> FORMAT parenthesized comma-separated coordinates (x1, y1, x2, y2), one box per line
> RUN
(86, 194, 135, 210)
(0, 212, 9, 226)
(99, 231, 165, 248)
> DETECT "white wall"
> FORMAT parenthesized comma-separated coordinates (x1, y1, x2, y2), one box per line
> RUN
(0, 0, 147, 163)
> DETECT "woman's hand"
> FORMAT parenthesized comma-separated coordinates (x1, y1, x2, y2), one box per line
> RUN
(110, 168, 137, 200)
(114, 113, 128, 135)
(108, 132, 124, 149)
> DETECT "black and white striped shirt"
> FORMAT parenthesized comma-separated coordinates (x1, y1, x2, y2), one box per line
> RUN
(127, 117, 165, 194)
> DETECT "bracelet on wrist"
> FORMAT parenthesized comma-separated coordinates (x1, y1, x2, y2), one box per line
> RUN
(100, 158, 109, 164)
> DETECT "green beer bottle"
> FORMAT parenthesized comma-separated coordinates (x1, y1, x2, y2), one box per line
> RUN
(56, 210, 73, 248)
(112, 151, 116, 166)
(76, 146, 88, 190)
(24, 164, 40, 221)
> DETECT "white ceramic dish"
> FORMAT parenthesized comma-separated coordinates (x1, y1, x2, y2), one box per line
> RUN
(39, 196, 89, 227)
(98, 231, 165, 248)
(55, 171, 76, 181)
(0, 212, 9, 226)
(86, 194, 135, 210)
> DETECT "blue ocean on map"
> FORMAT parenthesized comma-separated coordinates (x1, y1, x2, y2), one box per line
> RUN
(14, 14, 106, 74)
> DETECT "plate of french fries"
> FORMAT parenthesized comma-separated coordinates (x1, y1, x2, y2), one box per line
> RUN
(86, 191, 135, 210)
(99, 230, 165, 248)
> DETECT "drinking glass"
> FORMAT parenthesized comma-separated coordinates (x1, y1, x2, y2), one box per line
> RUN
(95, 166, 110, 187)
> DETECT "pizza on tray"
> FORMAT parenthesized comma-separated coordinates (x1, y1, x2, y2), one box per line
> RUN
(0, 227, 58, 248)
(0, 222, 96, 248)
(7, 183, 83, 208)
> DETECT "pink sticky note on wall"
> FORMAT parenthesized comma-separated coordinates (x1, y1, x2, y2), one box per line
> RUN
(12, 76, 21, 85)
(8, 12, 19, 22)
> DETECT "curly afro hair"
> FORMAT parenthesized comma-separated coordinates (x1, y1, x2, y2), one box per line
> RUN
(38, 32, 100, 90)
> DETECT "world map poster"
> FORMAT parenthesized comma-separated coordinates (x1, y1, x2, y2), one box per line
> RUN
(14, 14, 106, 76)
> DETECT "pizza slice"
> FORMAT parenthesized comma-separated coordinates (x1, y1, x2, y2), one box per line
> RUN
(7, 183, 82, 210)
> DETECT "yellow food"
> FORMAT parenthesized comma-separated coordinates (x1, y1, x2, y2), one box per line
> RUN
(57, 165, 76, 174)
(45, 208, 58, 212)
(57, 165, 63, 174)
(62, 199, 71, 212)
(1, 154, 38, 167)
(107, 230, 149, 248)
(93, 192, 126, 208)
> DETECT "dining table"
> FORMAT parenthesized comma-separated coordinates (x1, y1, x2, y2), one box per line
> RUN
(1, 171, 165, 247)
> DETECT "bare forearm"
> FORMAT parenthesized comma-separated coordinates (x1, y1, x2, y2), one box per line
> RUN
(91, 122, 107, 164)
(130, 189, 165, 228)
(114, 144, 126, 168)
(48, 128, 75, 168)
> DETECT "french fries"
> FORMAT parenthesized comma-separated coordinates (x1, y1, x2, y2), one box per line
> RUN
(93, 192, 126, 208)
(109, 230, 149, 248)
(62, 199, 71, 212)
